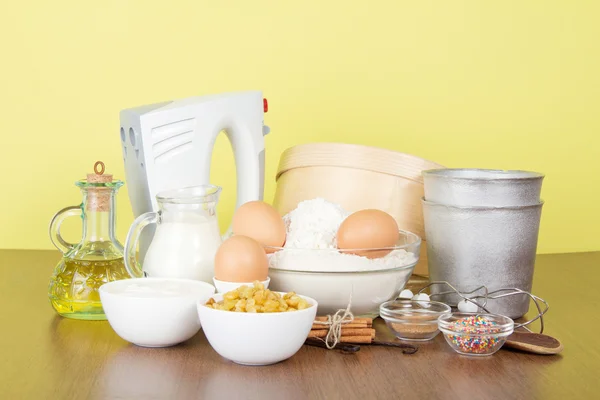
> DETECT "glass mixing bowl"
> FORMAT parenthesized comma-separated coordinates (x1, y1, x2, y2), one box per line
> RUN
(265, 230, 421, 317)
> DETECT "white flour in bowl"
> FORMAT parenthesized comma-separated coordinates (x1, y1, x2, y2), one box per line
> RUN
(270, 198, 418, 272)
(268, 248, 417, 272)
(282, 197, 349, 249)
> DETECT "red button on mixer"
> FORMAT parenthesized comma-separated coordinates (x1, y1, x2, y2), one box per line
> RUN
(263, 98, 268, 113)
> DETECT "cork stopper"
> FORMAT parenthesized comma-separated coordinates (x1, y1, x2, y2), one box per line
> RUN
(86, 161, 113, 212)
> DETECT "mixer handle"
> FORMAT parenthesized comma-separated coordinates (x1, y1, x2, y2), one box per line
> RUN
(49, 205, 82, 254)
(232, 140, 264, 209)
(124, 211, 160, 278)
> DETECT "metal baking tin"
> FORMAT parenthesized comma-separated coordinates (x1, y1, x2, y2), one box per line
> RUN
(422, 199, 544, 319)
(422, 169, 544, 207)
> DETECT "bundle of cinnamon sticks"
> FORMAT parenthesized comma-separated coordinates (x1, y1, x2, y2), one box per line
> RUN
(308, 317, 375, 344)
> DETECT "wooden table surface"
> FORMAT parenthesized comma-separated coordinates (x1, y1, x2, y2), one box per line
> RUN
(0, 250, 598, 400)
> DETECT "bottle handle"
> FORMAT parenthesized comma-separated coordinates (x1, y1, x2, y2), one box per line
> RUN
(49, 205, 82, 254)
(124, 211, 160, 278)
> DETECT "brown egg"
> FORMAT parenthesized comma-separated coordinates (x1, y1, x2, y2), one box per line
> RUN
(231, 200, 286, 253)
(214, 235, 269, 282)
(337, 209, 400, 259)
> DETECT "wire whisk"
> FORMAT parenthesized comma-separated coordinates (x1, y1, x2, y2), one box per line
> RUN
(415, 281, 549, 334)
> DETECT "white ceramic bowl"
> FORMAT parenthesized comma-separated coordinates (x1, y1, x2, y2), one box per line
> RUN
(99, 278, 216, 348)
(197, 292, 318, 366)
(265, 230, 420, 317)
(212, 277, 270, 293)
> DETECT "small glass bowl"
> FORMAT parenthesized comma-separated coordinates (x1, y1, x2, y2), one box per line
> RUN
(379, 300, 452, 341)
(438, 312, 514, 356)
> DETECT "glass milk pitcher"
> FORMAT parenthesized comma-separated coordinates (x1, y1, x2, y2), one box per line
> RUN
(124, 185, 223, 283)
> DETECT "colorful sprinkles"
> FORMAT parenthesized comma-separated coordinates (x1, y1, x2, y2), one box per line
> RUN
(445, 315, 503, 354)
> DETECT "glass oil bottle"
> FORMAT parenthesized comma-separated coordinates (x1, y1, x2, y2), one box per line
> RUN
(48, 161, 129, 320)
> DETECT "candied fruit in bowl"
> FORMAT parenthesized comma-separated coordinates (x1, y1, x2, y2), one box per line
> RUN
(205, 281, 310, 313)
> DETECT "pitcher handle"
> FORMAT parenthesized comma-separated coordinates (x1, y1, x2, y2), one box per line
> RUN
(124, 211, 160, 278)
(49, 205, 82, 254)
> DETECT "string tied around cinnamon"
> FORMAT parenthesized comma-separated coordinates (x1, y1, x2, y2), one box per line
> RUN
(311, 295, 354, 349)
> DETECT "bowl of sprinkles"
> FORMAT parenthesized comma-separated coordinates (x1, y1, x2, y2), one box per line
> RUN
(438, 313, 514, 356)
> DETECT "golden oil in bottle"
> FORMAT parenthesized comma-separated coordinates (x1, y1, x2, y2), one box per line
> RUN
(48, 257, 130, 320)
(48, 161, 128, 320)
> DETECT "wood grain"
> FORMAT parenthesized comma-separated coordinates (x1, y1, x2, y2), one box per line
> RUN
(0, 250, 598, 399)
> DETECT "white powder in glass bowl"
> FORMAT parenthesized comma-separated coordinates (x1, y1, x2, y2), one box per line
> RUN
(268, 248, 417, 272)
(282, 197, 349, 249)
(269, 198, 419, 272)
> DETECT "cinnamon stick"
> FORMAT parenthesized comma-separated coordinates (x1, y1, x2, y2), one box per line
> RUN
(314, 317, 372, 326)
(311, 322, 367, 330)
(339, 335, 373, 344)
(308, 328, 375, 339)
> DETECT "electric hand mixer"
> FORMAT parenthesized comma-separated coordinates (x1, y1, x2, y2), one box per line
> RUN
(119, 91, 270, 263)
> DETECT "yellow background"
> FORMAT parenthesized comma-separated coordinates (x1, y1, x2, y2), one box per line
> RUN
(1, 1, 598, 253)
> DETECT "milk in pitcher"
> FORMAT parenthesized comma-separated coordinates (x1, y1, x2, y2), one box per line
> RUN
(123, 185, 224, 283)
(143, 214, 222, 283)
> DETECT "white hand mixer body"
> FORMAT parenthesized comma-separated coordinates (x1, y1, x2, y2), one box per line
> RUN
(119, 91, 270, 276)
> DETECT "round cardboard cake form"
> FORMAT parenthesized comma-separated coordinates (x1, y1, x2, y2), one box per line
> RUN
(272, 142, 446, 277)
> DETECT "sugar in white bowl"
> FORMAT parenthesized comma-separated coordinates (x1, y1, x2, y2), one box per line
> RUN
(99, 278, 215, 347)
